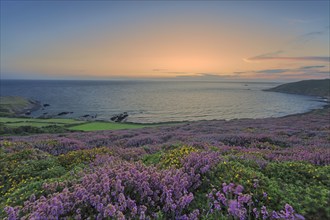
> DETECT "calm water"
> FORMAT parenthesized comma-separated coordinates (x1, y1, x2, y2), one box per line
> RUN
(0, 80, 326, 123)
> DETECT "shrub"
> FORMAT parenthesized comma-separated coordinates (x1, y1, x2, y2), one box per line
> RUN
(57, 147, 112, 169)
(160, 146, 198, 168)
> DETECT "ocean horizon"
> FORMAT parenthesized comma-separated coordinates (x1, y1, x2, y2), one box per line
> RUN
(1, 80, 326, 123)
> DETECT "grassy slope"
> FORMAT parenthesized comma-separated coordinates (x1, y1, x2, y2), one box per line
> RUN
(0, 96, 40, 116)
(1, 108, 329, 219)
(266, 79, 330, 97)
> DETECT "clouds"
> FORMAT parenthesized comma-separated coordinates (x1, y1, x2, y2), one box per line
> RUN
(252, 65, 329, 80)
(256, 69, 289, 74)
(230, 64, 329, 80)
(301, 65, 326, 69)
(244, 55, 329, 63)
(243, 50, 283, 63)
(173, 66, 329, 81)
(290, 26, 329, 46)
(244, 26, 329, 64)
(175, 73, 240, 81)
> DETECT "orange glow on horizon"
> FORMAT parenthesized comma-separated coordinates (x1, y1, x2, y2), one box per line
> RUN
(2, 3, 329, 80)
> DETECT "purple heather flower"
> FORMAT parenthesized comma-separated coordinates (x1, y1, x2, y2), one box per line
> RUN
(4, 206, 18, 220)
(216, 192, 227, 205)
(285, 204, 294, 214)
(222, 183, 229, 194)
(263, 192, 268, 198)
(235, 185, 244, 195)
(104, 204, 116, 217)
(214, 200, 221, 210)
(131, 206, 138, 216)
(117, 211, 126, 220)
(228, 200, 247, 220)
(271, 211, 281, 219)
(253, 208, 259, 219)
(261, 206, 268, 220)
(139, 211, 146, 220)
(228, 200, 239, 215)
(118, 193, 127, 208)
(190, 209, 200, 219)
(238, 194, 251, 204)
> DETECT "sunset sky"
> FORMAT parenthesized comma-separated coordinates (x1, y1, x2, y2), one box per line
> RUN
(1, 1, 329, 80)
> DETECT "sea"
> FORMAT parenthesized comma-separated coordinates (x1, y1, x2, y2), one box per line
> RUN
(0, 80, 326, 123)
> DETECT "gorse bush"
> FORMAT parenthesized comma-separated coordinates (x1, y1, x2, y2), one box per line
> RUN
(160, 146, 198, 168)
(264, 161, 328, 185)
(0, 146, 53, 197)
(57, 147, 112, 168)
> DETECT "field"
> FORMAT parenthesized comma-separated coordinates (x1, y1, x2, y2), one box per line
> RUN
(0, 117, 155, 134)
(0, 107, 329, 219)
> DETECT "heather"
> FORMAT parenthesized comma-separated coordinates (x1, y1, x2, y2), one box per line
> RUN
(1, 107, 329, 219)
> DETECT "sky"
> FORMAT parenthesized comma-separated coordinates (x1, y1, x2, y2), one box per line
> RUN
(1, 1, 329, 81)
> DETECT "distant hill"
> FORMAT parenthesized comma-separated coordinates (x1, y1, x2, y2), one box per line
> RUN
(265, 79, 330, 98)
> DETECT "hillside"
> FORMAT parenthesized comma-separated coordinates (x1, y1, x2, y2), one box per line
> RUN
(1, 107, 329, 219)
(265, 79, 330, 98)
(0, 96, 41, 117)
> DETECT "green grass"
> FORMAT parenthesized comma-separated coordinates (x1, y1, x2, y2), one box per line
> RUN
(68, 122, 149, 131)
(0, 117, 84, 131)
(5, 122, 55, 128)
(0, 117, 29, 123)
(0, 117, 80, 124)
(0, 117, 159, 133)
(35, 118, 80, 124)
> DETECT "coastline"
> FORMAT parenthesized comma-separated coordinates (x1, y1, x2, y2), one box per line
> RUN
(1, 79, 329, 126)
(1, 94, 329, 126)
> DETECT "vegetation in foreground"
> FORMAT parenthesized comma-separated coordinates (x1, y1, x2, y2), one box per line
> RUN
(1, 108, 329, 219)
